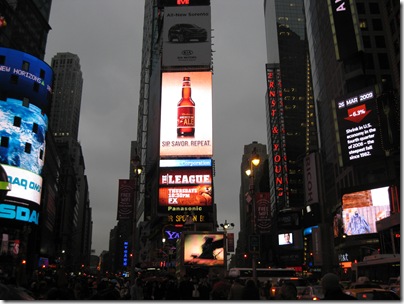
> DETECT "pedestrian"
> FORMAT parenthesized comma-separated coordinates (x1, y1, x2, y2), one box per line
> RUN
(228, 278, 244, 300)
(130, 277, 144, 300)
(198, 277, 211, 300)
(241, 279, 260, 300)
(276, 282, 297, 300)
(321, 273, 357, 300)
(191, 277, 200, 300)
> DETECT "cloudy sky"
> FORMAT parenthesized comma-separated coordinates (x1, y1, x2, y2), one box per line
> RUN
(45, 0, 268, 255)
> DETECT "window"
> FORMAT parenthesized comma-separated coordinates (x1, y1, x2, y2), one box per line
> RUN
(378, 53, 389, 69)
(372, 19, 383, 31)
(22, 61, 30, 71)
(0, 55, 5, 65)
(40, 69, 45, 79)
(10, 74, 18, 84)
(23, 97, 29, 107)
(24, 143, 32, 154)
(375, 36, 386, 48)
(39, 149, 44, 160)
(364, 53, 375, 69)
(369, 3, 380, 14)
(13, 116, 21, 127)
(362, 36, 371, 48)
(0, 137, 9, 148)
(33, 82, 39, 92)
(359, 19, 367, 30)
(32, 123, 38, 134)
(356, 3, 365, 14)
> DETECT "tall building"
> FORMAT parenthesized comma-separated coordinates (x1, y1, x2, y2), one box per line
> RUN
(304, 0, 400, 278)
(50, 52, 83, 142)
(236, 141, 270, 267)
(263, 0, 318, 268)
(49, 52, 92, 271)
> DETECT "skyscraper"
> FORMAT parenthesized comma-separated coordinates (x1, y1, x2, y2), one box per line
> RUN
(263, 0, 318, 267)
(50, 52, 83, 142)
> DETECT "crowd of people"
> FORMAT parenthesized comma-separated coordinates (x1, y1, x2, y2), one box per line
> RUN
(0, 267, 357, 300)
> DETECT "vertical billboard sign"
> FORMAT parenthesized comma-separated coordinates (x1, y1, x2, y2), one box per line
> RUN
(266, 64, 289, 210)
(117, 179, 136, 220)
(160, 71, 212, 157)
(335, 87, 384, 166)
(255, 192, 271, 233)
(159, 159, 213, 213)
(162, 6, 211, 68)
(328, 0, 360, 60)
(303, 152, 319, 205)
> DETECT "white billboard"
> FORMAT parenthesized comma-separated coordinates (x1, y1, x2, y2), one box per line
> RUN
(162, 6, 211, 68)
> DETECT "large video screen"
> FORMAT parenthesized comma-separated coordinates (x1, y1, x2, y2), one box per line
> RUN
(342, 186, 390, 236)
(0, 47, 53, 114)
(335, 87, 384, 166)
(183, 233, 225, 267)
(160, 71, 212, 157)
(158, 161, 213, 213)
(278, 232, 294, 246)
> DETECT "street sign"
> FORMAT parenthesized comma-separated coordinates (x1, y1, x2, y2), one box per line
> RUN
(249, 234, 260, 253)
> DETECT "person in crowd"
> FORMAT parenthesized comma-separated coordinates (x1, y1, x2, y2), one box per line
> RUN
(276, 282, 298, 300)
(210, 276, 231, 300)
(198, 277, 211, 300)
(130, 277, 144, 300)
(241, 279, 260, 300)
(321, 272, 357, 300)
(228, 278, 244, 300)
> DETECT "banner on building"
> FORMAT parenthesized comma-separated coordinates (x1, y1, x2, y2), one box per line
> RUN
(117, 179, 136, 220)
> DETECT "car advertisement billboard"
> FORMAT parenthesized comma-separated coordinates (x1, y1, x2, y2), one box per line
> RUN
(162, 6, 211, 68)
(158, 162, 213, 213)
(0, 47, 53, 114)
(342, 186, 391, 236)
(182, 232, 225, 267)
(335, 87, 384, 166)
(160, 71, 212, 157)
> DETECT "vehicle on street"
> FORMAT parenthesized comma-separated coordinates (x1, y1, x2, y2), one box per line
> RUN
(297, 285, 324, 300)
(168, 24, 207, 43)
(344, 288, 400, 300)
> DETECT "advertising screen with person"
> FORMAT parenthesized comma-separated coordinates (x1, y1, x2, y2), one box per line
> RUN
(278, 232, 293, 245)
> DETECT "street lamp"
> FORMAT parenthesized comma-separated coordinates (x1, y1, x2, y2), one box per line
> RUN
(130, 153, 142, 284)
(217, 220, 235, 270)
(245, 148, 260, 283)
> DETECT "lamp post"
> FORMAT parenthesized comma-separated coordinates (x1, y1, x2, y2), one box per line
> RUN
(245, 148, 260, 284)
(131, 154, 142, 284)
(217, 220, 235, 270)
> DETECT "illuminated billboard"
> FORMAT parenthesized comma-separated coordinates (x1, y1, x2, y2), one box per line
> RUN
(335, 87, 384, 165)
(158, 160, 213, 213)
(342, 186, 391, 236)
(162, 6, 211, 68)
(160, 71, 212, 157)
(0, 98, 48, 220)
(182, 232, 225, 267)
(0, 47, 53, 114)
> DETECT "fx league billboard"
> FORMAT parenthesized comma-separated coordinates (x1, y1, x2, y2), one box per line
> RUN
(162, 6, 211, 68)
(335, 87, 384, 166)
(159, 159, 213, 213)
(160, 71, 212, 158)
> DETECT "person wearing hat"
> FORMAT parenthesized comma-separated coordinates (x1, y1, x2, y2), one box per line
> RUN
(321, 273, 357, 300)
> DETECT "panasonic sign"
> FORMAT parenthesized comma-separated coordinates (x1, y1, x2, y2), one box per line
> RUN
(0, 204, 39, 224)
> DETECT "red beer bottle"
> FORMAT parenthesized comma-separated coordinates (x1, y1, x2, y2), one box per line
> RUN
(177, 76, 195, 137)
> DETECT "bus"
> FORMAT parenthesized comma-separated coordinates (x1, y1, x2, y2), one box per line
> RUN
(351, 254, 400, 286)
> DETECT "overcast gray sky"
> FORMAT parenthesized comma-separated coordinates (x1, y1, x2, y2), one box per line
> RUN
(45, 0, 268, 256)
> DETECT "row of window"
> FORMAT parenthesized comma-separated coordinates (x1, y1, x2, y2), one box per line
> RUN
(0, 55, 47, 79)
(0, 136, 44, 159)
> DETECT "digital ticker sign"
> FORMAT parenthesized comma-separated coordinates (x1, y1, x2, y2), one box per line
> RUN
(335, 87, 384, 166)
